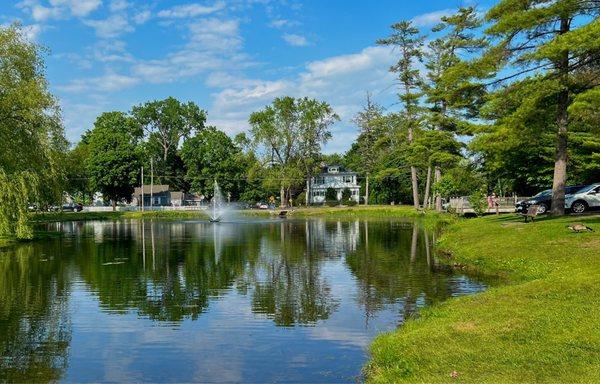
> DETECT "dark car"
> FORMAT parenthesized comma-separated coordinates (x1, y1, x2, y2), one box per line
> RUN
(515, 185, 587, 214)
(62, 203, 83, 212)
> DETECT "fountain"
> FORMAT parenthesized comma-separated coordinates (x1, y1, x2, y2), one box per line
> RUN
(209, 180, 225, 222)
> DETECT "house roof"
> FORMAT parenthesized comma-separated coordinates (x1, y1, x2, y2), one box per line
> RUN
(319, 164, 357, 175)
(134, 185, 170, 195)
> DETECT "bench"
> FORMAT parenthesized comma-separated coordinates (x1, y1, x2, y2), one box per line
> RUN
(520, 205, 539, 222)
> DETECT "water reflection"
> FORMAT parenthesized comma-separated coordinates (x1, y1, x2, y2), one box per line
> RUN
(1, 218, 486, 382)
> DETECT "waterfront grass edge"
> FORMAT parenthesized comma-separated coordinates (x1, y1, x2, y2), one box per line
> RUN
(365, 213, 600, 383)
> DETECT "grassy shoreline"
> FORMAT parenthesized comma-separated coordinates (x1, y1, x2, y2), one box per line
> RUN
(28, 209, 210, 223)
(367, 213, 600, 383)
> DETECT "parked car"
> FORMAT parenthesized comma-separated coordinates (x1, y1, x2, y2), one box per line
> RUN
(515, 185, 587, 214)
(62, 203, 83, 212)
(565, 183, 600, 213)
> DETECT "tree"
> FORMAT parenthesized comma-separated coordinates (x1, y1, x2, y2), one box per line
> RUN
(180, 127, 247, 199)
(132, 97, 206, 190)
(86, 112, 141, 211)
(249, 96, 338, 207)
(0, 24, 66, 239)
(464, 1, 600, 215)
(378, 21, 425, 209)
(65, 135, 93, 204)
(424, 7, 487, 210)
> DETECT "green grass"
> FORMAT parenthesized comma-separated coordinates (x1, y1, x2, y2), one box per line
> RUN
(366, 213, 600, 383)
(29, 209, 208, 223)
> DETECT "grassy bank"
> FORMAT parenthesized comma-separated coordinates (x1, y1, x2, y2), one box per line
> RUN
(367, 214, 600, 383)
(244, 205, 452, 222)
(29, 209, 208, 223)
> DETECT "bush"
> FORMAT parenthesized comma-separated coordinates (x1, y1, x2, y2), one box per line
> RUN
(341, 188, 351, 201)
(326, 200, 338, 207)
(347, 200, 357, 206)
(468, 189, 487, 216)
(296, 191, 306, 206)
(325, 187, 337, 201)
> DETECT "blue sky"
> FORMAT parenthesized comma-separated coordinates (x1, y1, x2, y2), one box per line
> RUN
(3, 0, 494, 153)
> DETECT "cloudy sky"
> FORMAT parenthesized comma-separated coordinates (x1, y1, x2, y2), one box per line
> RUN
(3, 0, 493, 153)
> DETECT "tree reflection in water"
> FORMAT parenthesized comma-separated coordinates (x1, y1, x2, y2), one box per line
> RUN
(1, 218, 485, 382)
(0, 243, 71, 382)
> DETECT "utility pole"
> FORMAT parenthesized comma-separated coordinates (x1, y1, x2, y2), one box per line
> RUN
(150, 157, 154, 210)
(141, 166, 144, 212)
(365, 173, 369, 206)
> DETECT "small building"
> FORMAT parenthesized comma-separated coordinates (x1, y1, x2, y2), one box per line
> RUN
(309, 165, 360, 204)
(132, 185, 172, 206)
(132, 185, 205, 207)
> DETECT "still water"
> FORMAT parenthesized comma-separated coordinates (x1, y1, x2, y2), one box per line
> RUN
(0, 218, 485, 382)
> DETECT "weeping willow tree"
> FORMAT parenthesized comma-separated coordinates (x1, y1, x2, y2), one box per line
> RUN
(0, 24, 66, 239)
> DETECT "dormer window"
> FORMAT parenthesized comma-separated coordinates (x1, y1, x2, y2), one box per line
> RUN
(328, 167, 339, 173)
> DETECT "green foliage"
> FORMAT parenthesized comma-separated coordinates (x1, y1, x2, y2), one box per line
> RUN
(132, 97, 206, 191)
(468, 189, 487, 216)
(249, 96, 339, 205)
(341, 188, 351, 202)
(325, 187, 338, 206)
(0, 24, 66, 238)
(86, 112, 141, 209)
(180, 127, 247, 199)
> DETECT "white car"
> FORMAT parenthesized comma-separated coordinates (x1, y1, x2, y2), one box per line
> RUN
(565, 183, 600, 213)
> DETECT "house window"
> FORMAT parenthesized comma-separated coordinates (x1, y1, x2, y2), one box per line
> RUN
(344, 176, 353, 183)
(154, 197, 161, 205)
(352, 190, 357, 196)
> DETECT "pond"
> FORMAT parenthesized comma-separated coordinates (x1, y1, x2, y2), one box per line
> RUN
(0, 218, 486, 382)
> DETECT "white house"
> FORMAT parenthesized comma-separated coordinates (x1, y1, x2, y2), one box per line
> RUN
(309, 165, 360, 204)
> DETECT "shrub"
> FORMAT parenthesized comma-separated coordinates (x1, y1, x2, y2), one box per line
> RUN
(347, 200, 357, 207)
(325, 187, 337, 202)
(468, 189, 487, 216)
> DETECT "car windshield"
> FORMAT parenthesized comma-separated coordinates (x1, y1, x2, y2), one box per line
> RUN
(567, 185, 590, 194)
(532, 190, 551, 198)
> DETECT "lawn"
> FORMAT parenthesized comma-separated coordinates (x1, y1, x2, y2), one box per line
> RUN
(28, 209, 208, 222)
(367, 213, 600, 383)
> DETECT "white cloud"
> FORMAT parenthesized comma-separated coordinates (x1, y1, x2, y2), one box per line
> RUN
(109, 0, 129, 12)
(410, 9, 454, 27)
(57, 72, 139, 93)
(206, 45, 398, 151)
(31, 5, 61, 21)
(83, 14, 133, 38)
(18, 0, 102, 21)
(269, 18, 299, 28)
(22, 23, 43, 40)
(133, 9, 151, 24)
(157, 2, 226, 18)
(282, 33, 308, 47)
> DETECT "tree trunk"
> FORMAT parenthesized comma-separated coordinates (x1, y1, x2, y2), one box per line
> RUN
(550, 17, 570, 216)
(423, 166, 432, 210)
(411, 166, 420, 209)
(434, 166, 442, 212)
(408, 126, 420, 209)
(112, 199, 116, 212)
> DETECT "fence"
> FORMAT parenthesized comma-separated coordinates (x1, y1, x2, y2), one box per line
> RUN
(448, 196, 529, 214)
(83, 205, 208, 212)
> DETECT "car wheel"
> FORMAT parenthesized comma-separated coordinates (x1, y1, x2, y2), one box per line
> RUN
(537, 204, 548, 214)
(572, 201, 587, 214)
